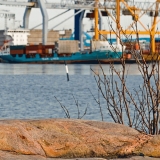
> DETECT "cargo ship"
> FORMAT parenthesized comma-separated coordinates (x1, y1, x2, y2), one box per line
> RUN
(0, 28, 124, 63)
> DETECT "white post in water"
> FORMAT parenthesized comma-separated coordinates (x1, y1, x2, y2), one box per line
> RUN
(64, 61, 69, 81)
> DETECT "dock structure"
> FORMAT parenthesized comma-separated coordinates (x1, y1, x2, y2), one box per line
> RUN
(0, 0, 160, 58)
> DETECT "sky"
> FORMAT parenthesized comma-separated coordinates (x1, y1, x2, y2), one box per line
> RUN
(0, 0, 159, 38)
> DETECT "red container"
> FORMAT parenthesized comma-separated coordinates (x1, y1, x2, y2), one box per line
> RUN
(142, 50, 150, 55)
(126, 54, 131, 59)
(134, 43, 140, 50)
(26, 44, 43, 50)
(44, 45, 54, 49)
(25, 44, 54, 55)
(123, 53, 131, 59)
(26, 49, 43, 54)
(10, 49, 24, 55)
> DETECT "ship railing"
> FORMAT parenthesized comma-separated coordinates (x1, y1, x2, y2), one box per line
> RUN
(0, 51, 10, 55)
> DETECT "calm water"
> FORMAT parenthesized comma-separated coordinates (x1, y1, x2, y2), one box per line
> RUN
(0, 63, 143, 122)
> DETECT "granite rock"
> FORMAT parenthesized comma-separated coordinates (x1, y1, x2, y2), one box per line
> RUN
(0, 119, 158, 159)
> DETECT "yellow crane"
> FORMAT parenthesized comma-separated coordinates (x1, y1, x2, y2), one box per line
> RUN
(93, 0, 160, 59)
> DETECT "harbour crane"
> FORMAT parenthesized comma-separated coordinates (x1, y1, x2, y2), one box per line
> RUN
(0, 9, 15, 30)
(99, 0, 160, 54)
(0, 0, 160, 55)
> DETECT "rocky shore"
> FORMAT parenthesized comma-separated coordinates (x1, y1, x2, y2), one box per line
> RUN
(0, 119, 159, 160)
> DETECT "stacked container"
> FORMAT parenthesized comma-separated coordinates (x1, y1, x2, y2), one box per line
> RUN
(28, 30, 59, 45)
(10, 44, 54, 57)
(25, 44, 54, 57)
(10, 45, 26, 55)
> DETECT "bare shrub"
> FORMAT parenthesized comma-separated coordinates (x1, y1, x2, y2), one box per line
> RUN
(92, 19, 160, 135)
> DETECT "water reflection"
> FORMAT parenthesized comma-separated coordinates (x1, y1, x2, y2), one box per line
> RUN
(0, 63, 146, 75)
(90, 64, 145, 75)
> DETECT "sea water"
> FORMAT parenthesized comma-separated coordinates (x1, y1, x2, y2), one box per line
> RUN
(0, 63, 145, 123)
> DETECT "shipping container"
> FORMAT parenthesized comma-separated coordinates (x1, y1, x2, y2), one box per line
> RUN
(44, 45, 54, 49)
(10, 44, 54, 55)
(142, 50, 150, 55)
(10, 45, 26, 50)
(10, 49, 24, 55)
(123, 53, 131, 59)
(56, 40, 79, 54)
(134, 43, 140, 50)
(26, 49, 43, 54)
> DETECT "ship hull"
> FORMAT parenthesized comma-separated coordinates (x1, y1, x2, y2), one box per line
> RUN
(0, 51, 122, 63)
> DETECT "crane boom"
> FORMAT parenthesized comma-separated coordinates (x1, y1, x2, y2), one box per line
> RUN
(104, 1, 160, 12)
(0, 0, 159, 12)
(0, 1, 35, 7)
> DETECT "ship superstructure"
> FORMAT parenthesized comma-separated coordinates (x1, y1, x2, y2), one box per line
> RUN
(4, 28, 30, 45)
